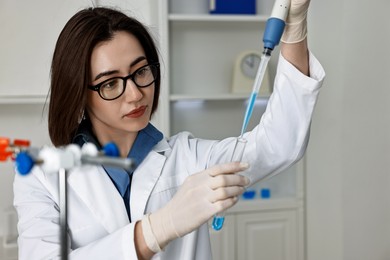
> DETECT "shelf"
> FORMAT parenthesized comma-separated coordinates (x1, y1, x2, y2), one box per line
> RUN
(226, 198, 303, 214)
(0, 95, 48, 104)
(169, 14, 268, 22)
(170, 93, 270, 101)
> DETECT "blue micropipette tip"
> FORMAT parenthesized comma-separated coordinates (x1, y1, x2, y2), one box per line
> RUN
(212, 216, 225, 231)
(240, 92, 258, 136)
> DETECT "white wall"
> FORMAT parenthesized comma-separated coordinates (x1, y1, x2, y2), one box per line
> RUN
(307, 0, 390, 259)
(340, 0, 390, 258)
(305, 0, 344, 258)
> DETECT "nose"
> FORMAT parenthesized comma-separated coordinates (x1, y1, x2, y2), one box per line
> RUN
(123, 79, 143, 102)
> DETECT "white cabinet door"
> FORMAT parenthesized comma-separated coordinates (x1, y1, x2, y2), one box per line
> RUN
(0, 0, 95, 97)
(236, 210, 299, 260)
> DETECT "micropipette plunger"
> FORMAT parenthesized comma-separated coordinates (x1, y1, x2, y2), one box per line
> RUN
(212, 0, 291, 231)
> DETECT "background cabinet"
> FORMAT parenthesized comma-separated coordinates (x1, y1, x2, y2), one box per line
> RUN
(209, 201, 304, 260)
(158, 1, 275, 138)
(208, 166, 305, 260)
(157, 1, 305, 259)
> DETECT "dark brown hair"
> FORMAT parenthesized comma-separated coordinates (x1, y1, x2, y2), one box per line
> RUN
(48, 7, 160, 146)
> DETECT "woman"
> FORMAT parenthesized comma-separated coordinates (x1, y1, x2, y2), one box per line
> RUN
(14, 1, 324, 259)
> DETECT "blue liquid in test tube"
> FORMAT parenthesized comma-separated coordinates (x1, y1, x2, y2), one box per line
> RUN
(211, 215, 225, 231)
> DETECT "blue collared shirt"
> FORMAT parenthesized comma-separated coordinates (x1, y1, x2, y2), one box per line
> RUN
(73, 120, 163, 221)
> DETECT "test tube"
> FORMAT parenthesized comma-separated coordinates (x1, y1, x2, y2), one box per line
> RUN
(211, 137, 247, 231)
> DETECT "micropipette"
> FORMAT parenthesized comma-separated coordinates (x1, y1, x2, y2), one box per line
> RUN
(212, 0, 291, 231)
(240, 0, 291, 136)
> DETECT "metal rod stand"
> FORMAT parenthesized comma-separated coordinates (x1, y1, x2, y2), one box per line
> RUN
(59, 168, 68, 260)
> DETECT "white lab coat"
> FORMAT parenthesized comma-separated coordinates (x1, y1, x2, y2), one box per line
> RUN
(13, 52, 325, 260)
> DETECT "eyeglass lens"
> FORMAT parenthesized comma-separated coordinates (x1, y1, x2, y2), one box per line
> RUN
(100, 64, 158, 100)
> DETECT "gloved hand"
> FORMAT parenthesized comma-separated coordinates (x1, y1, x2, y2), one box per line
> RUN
(141, 162, 250, 252)
(281, 0, 311, 43)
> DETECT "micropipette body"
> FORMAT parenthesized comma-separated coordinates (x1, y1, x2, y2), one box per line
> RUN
(212, 0, 291, 231)
(263, 0, 290, 51)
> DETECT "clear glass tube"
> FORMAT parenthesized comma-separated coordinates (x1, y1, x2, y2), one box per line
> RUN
(240, 53, 271, 136)
(211, 137, 247, 231)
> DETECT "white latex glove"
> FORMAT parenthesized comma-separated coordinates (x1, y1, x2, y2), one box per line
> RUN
(281, 0, 311, 43)
(142, 162, 249, 252)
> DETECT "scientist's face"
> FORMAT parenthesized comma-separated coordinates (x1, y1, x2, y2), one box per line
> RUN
(87, 31, 155, 138)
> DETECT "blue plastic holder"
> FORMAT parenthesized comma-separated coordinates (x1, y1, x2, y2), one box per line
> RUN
(15, 151, 35, 175)
(210, 0, 256, 15)
(242, 189, 256, 200)
(260, 188, 271, 199)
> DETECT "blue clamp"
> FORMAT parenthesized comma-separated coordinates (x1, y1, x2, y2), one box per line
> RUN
(102, 142, 120, 157)
(15, 151, 35, 175)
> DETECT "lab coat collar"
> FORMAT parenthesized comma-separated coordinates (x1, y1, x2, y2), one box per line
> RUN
(152, 136, 170, 153)
(130, 138, 170, 221)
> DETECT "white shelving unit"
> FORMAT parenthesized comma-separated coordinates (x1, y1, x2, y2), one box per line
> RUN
(159, 9, 272, 138)
(168, 14, 269, 22)
(0, 95, 48, 105)
(158, 1, 305, 259)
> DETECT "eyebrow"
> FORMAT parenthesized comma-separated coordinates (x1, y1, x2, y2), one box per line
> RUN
(93, 56, 147, 81)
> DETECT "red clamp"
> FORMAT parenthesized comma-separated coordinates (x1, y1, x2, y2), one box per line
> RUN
(0, 137, 31, 162)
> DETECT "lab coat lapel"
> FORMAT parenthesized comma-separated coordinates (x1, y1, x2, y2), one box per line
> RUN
(130, 149, 166, 221)
(67, 166, 129, 233)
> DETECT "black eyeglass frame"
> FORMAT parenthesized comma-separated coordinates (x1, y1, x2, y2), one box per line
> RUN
(88, 62, 160, 101)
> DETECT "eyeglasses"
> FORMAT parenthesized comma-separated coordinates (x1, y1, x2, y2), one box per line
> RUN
(88, 63, 160, 101)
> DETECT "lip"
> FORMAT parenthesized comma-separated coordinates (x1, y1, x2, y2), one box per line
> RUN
(125, 105, 147, 118)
